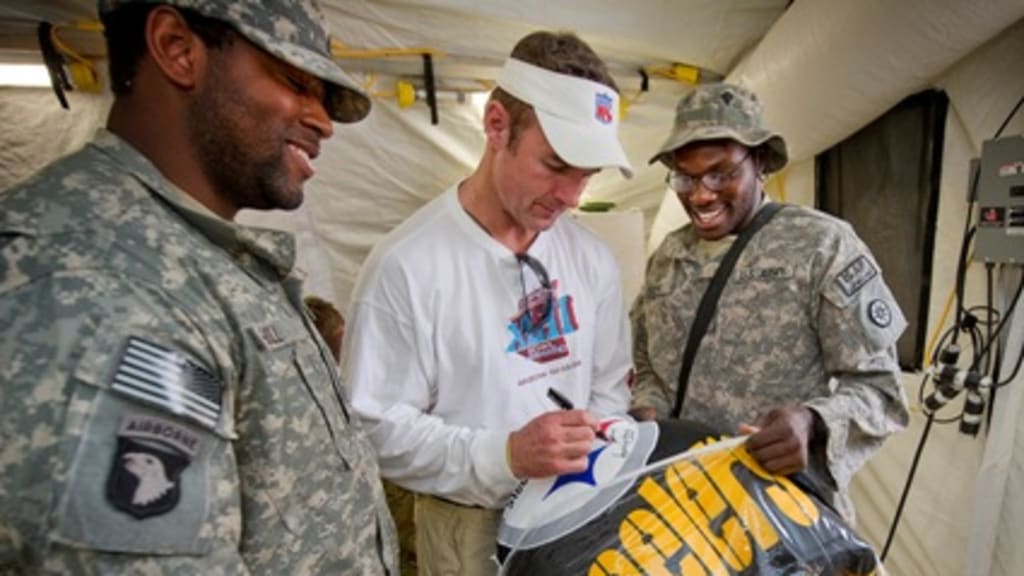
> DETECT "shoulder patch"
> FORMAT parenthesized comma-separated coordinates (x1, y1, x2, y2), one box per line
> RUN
(867, 299, 893, 328)
(107, 413, 200, 519)
(110, 337, 222, 431)
(835, 255, 877, 297)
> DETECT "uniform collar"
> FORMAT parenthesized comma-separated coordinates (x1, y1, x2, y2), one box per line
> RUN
(90, 129, 298, 280)
(666, 195, 774, 263)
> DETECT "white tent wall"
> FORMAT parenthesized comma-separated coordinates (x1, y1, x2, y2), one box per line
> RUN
(0, 86, 109, 190)
(966, 267, 1024, 576)
(2, 2, 1024, 575)
(850, 16, 1024, 576)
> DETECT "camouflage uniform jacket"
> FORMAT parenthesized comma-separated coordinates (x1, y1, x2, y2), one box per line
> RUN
(631, 202, 909, 520)
(0, 131, 398, 575)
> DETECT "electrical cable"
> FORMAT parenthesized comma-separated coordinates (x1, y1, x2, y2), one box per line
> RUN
(992, 94, 1024, 140)
(986, 340, 1002, 433)
(880, 413, 935, 561)
(985, 271, 1024, 429)
(964, 305, 1000, 325)
(952, 225, 976, 344)
(882, 93, 1024, 562)
(984, 263, 995, 375)
(996, 339, 1024, 386)
(983, 273, 1024, 387)
(958, 264, 996, 434)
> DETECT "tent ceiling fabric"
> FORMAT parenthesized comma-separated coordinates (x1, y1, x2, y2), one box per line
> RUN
(730, 0, 1024, 162)
(324, 0, 786, 79)
(0, 1, 788, 79)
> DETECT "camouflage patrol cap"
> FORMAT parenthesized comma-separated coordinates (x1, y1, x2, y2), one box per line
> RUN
(650, 83, 787, 173)
(98, 0, 371, 123)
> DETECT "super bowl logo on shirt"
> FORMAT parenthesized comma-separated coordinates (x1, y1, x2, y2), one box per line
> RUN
(506, 279, 580, 363)
(595, 92, 615, 124)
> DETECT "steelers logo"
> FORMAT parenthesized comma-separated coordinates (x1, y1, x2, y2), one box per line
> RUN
(867, 299, 892, 328)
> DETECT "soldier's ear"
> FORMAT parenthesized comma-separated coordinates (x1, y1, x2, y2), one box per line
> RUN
(145, 5, 206, 91)
(752, 148, 767, 180)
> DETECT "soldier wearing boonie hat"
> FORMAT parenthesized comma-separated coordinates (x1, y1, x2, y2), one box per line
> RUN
(0, 0, 398, 573)
(630, 82, 909, 524)
(649, 82, 787, 173)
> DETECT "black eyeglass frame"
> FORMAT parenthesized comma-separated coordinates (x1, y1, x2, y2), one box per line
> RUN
(666, 150, 753, 195)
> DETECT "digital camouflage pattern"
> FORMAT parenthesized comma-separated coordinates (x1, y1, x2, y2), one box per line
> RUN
(630, 203, 910, 522)
(97, 0, 371, 123)
(649, 82, 788, 173)
(0, 131, 398, 574)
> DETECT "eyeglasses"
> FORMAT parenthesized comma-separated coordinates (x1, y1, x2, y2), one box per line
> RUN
(666, 151, 752, 195)
(515, 253, 554, 329)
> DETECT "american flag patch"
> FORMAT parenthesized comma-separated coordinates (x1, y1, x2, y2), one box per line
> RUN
(110, 337, 222, 431)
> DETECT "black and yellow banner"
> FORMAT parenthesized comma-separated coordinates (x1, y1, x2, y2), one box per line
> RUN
(498, 419, 878, 575)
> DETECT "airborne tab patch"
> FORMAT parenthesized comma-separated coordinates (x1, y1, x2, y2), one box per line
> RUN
(110, 337, 222, 431)
(107, 413, 199, 519)
(835, 255, 878, 297)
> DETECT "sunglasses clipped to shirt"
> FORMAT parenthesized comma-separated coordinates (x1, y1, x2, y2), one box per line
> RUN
(515, 253, 554, 329)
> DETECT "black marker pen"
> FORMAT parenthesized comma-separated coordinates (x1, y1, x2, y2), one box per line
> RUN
(546, 387, 574, 411)
(547, 387, 609, 441)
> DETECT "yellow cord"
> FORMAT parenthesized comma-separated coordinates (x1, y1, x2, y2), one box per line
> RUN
(330, 40, 444, 59)
(644, 63, 701, 85)
(49, 22, 102, 92)
(769, 170, 788, 203)
(922, 251, 975, 366)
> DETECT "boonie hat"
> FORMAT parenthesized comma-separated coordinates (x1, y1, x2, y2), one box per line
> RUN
(98, 0, 371, 123)
(496, 58, 633, 179)
(650, 83, 787, 173)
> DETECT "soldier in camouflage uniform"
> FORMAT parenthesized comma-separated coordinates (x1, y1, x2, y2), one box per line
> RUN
(630, 83, 909, 522)
(303, 294, 418, 575)
(0, 1, 398, 573)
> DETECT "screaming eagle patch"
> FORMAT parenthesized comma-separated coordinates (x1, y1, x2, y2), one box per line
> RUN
(107, 414, 200, 519)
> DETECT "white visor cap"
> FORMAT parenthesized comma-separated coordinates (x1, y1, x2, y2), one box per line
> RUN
(496, 58, 633, 179)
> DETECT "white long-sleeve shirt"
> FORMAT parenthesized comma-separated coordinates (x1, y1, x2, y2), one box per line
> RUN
(343, 187, 632, 508)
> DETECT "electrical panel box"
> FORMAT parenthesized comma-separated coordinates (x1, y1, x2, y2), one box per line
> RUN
(975, 135, 1024, 264)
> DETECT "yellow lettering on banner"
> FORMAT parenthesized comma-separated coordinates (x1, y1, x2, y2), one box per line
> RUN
(589, 549, 643, 576)
(596, 438, 833, 575)
(730, 446, 820, 526)
(620, 507, 678, 576)
(764, 484, 818, 526)
(694, 447, 780, 551)
(661, 460, 748, 571)
(636, 468, 728, 574)
(677, 553, 709, 575)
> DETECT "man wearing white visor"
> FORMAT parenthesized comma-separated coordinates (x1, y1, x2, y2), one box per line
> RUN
(344, 31, 635, 574)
